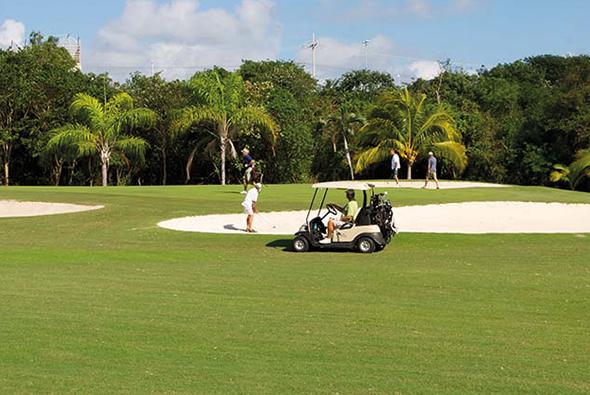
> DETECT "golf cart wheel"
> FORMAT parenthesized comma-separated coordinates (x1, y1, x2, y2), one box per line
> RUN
(293, 236, 310, 252)
(357, 237, 376, 253)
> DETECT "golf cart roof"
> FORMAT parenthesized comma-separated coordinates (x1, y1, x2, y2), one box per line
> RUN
(311, 181, 374, 191)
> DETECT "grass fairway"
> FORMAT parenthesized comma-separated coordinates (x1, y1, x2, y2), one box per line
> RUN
(1, 185, 589, 394)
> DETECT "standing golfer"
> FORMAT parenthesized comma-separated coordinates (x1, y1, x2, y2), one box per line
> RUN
(241, 148, 256, 194)
(242, 182, 262, 233)
(390, 149, 401, 186)
(423, 151, 440, 189)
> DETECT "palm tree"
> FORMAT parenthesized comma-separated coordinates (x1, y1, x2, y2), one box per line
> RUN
(550, 149, 590, 190)
(322, 101, 365, 180)
(47, 93, 156, 186)
(173, 70, 278, 185)
(355, 87, 467, 179)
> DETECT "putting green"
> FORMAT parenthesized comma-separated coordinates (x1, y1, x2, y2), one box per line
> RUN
(1, 184, 589, 394)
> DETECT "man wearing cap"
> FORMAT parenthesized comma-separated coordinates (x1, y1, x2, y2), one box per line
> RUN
(242, 181, 262, 233)
(320, 189, 359, 244)
(423, 151, 440, 189)
(241, 148, 256, 194)
(390, 148, 401, 186)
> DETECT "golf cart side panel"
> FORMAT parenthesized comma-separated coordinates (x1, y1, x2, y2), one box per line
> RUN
(333, 224, 381, 243)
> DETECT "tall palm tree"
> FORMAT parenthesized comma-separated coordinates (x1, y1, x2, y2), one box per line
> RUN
(47, 93, 156, 186)
(322, 101, 364, 180)
(355, 87, 467, 179)
(550, 149, 590, 190)
(173, 70, 278, 185)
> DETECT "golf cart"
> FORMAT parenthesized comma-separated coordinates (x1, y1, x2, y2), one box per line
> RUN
(293, 181, 397, 253)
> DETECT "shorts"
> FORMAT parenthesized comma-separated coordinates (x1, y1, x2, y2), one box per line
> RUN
(327, 215, 346, 227)
(242, 202, 254, 215)
(244, 167, 253, 182)
(427, 170, 437, 179)
(391, 168, 399, 177)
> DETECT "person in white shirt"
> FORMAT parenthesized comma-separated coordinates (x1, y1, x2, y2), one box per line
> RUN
(241, 182, 262, 232)
(390, 149, 401, 186)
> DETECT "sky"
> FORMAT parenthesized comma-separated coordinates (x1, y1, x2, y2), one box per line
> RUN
(1, 0, 589, 81)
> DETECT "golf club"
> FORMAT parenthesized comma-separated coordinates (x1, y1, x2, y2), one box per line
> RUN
(256, 212, 277, 229)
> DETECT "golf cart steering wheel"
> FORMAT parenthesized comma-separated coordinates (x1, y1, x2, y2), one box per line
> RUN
(326, 204, 338, 215)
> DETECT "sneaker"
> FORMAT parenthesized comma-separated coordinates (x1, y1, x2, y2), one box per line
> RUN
(319, 238, 332, 244)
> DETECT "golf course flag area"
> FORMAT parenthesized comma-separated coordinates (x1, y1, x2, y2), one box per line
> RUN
(1, 184, 589, 393)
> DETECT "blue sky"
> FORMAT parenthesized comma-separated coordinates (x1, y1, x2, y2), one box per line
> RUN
(1, 0, 589, 81)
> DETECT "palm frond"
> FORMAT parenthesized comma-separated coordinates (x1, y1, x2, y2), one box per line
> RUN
(355, 143, 391, 173)
(117, 108, 157, 132)
(432, 141, 468, 172)
(114, 137, 148, 164)
(230, 106, 279, 146)
(47, 124, 97, 157)
(171, 106, 223, 136)
(105, 92, 134, 115)
(70, 93, 104, 130)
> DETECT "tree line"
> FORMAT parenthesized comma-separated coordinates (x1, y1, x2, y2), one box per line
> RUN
(1, 33, 589, 190)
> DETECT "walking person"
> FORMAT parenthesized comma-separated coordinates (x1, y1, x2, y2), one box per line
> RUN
(241, 181, 262, 233)
(390, 149, 401, 186)
(423, 151, 440, 189)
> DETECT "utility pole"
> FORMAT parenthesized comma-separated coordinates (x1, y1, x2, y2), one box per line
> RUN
(308, 33, 318, 78)
(362, 39, 370, 69)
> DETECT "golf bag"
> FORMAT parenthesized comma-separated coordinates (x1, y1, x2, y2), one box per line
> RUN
(370, 192, 396, 242)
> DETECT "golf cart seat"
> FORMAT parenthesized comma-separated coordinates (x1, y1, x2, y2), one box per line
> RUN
(354, 206, 371, 226)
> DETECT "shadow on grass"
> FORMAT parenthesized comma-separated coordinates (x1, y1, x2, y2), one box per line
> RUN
(266, 239, 293, 251)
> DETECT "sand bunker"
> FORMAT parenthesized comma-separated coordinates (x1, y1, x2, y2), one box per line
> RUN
(158, 201, 590, 235)
(0, 200, 103, 218)
(355, 180, 508, 189)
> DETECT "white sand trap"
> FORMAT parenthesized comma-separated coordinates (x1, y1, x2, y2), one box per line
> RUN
(158, 201, 590, 235)
(321, 180, 511, 189)
(0, 200, 103, 218)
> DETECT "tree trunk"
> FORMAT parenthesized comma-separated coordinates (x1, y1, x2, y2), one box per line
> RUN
(100, 149, 110, 186)
(102, 161, 108, 186)
(407, 162, 412, 180)
(3, 160, 9, 186)
(53, 157, 63, 186)
(342, 134, 354, 180)
(220, 137, 227, 185)
(185, 146, 199, 184)
(161, 148, 167, 186)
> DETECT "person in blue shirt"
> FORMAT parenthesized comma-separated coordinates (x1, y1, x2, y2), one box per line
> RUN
(241, 148, 256, 193)
(422, 151, 440, 189)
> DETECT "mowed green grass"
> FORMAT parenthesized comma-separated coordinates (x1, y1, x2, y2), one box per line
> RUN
(1, 184, 589, 394)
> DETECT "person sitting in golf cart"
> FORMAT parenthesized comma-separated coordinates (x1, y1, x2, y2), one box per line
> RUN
(320, 189, 359, 244)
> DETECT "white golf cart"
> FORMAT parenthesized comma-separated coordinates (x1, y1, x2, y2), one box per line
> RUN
(292, 181, 397, 253)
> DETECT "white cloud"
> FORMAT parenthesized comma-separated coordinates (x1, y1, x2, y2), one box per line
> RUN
(296, 34, 442, 82)
(87, 0, 281, 79)
(452, 0, 479, 12)
(409, 60, 442, 80)
(319, 0, 480, 22)
(406, 0, 431, 18)
(296, 34, 396, 80)
(0, 19, 25, 48)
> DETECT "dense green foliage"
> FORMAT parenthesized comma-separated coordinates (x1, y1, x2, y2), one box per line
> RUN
(1, 33, 590, 190)
(1, 185, 590, 393)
